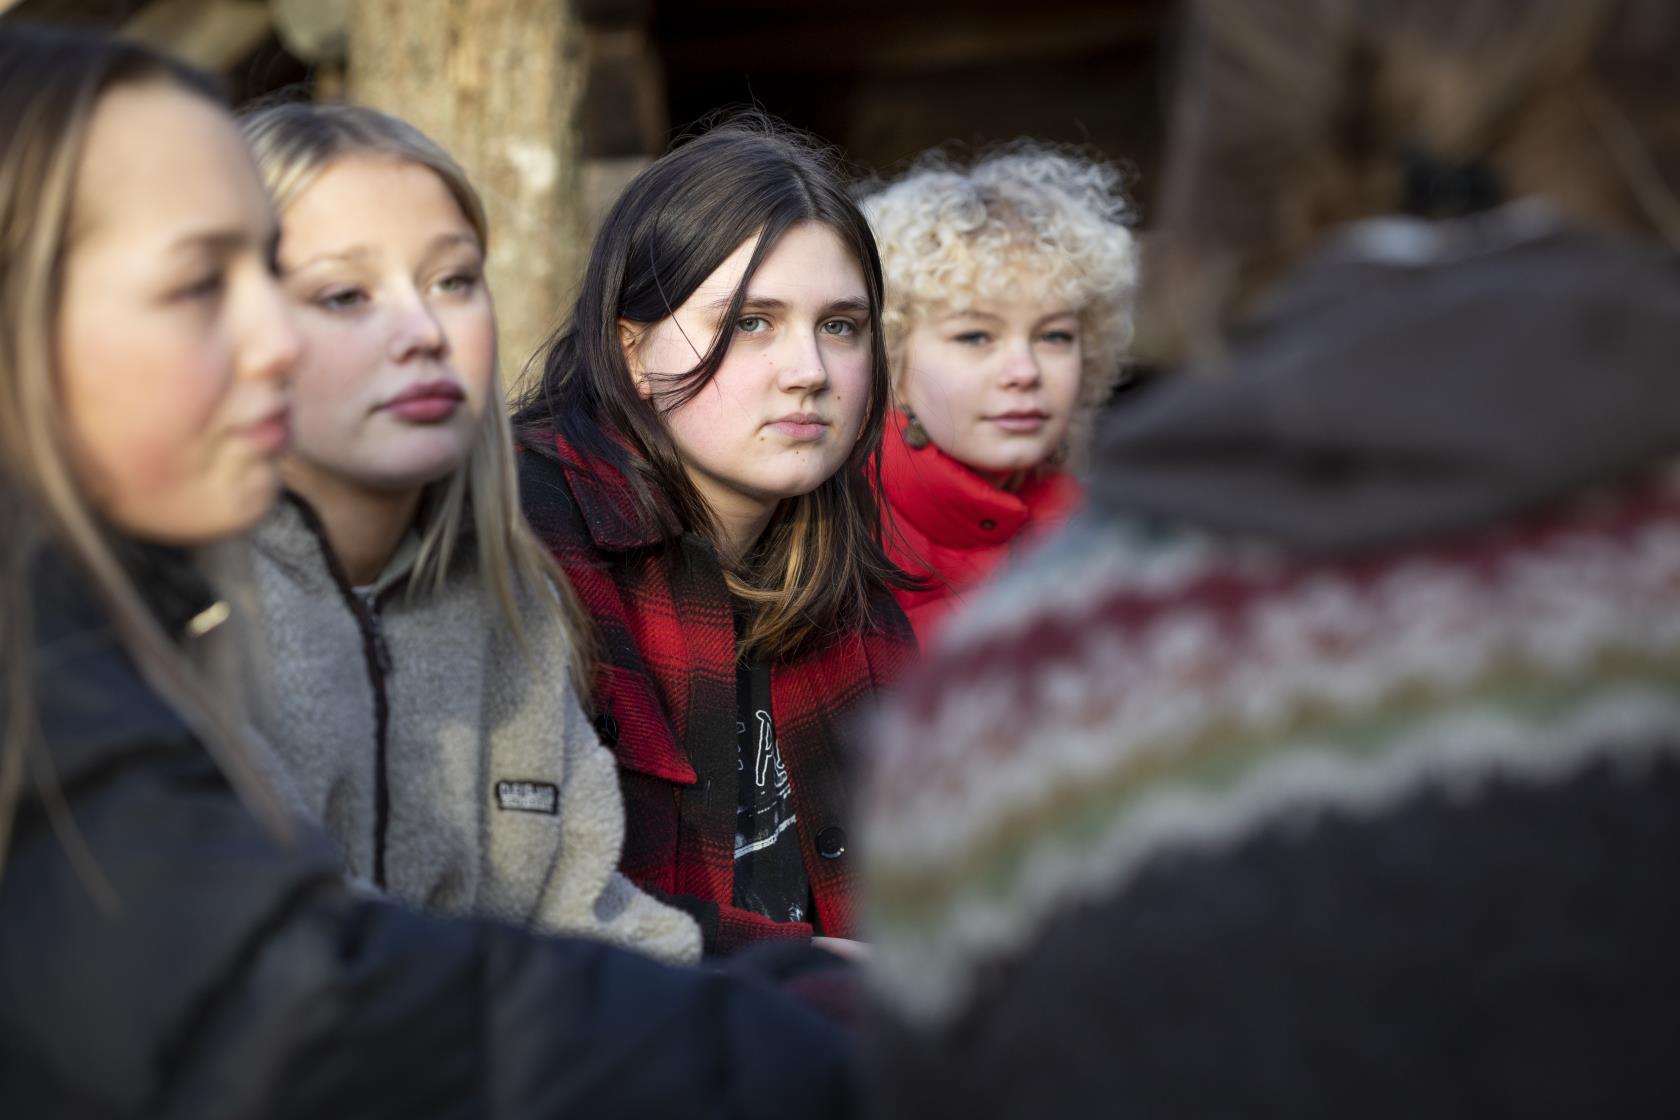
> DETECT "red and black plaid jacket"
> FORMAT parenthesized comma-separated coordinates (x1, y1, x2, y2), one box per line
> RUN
(519, 432, 917, 954)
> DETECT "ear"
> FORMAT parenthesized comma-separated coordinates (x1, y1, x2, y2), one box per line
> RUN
(618, 318, 652, 400)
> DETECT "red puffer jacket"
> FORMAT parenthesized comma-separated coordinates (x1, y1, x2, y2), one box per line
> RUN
(880, 410, 1081, 643)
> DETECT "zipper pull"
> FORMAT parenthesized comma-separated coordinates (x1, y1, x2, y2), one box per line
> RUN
(361, 592, 394, 676)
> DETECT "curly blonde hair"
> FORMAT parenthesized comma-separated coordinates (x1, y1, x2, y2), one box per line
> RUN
(860, 145, 1139, 440)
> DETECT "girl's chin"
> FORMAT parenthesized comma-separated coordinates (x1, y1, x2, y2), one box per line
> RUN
(362, 446, 476, 491)
(959, 447, 1057, 476)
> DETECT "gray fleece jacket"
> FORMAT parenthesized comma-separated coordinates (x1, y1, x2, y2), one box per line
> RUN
(248, 493, 700, 965)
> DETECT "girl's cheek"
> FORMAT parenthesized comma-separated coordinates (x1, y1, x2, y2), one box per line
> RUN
(87, 427, 188, 506)
(456, 313, 499, 400)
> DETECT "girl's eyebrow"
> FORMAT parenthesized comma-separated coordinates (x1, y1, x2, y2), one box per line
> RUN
(707, 295, 787, 314)
(417, 230, 482, 265)
(285, 243, 377, 271)
(937, 308, 1005, 324)
(704, 296, 870, 317)
(167, 225, 265, 259)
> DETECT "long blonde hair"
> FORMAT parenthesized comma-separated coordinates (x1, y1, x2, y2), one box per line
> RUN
(1148, 0, 1680, 364)
(0, 28, 286, 885)
(240, 102, 593, 691)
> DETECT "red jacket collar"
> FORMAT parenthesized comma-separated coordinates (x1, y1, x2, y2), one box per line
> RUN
(880, 410, 1080, 550)
(548, 430, 668, 552)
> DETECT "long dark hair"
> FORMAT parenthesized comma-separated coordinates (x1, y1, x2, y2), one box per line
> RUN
(515, 114, 913, 659)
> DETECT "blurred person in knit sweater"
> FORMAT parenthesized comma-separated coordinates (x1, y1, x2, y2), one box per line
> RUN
(863, 1, 1680, 1116)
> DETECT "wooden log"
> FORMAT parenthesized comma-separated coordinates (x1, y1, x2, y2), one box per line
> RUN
(270, 0, 349, 66)
(348, 0, 587, 394)
(120, 0, 272, 71)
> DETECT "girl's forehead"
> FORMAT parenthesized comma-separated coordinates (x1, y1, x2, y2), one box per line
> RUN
(689, 222, 865, 309)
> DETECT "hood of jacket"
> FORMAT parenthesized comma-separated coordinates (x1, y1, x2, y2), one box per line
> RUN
(1087, 202, 1680, 552)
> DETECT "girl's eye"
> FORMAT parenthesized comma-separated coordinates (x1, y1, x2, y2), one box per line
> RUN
(1040, 329, 1078, 345)
(316, 288, 366, 312)
(435, 270, 480, 296)
(819, 318, 856, 338)
(736, 315, 769, 335)
(179, 271, 225, 302)
(952, 331, 991, 346)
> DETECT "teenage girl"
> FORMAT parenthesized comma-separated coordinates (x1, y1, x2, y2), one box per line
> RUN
(861, 147, 1136, 642)
(515, 119, 918, 954)
(240, 102, 696, 963)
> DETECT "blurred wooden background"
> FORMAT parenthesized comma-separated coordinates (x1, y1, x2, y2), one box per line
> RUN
(5, 0, 1169, 386)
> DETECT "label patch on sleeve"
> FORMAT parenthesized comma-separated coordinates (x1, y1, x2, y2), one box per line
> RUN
(495, 780, 560, 815)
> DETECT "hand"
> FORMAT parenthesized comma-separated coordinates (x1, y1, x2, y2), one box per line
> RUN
(811, 936, 870, 963)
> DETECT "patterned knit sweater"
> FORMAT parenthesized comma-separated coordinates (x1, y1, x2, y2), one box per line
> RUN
(863, 211, 1680, 1116)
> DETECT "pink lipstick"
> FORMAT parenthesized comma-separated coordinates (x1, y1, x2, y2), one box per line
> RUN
(381, 379, 465, 423)
(988, 409, 1048, 434)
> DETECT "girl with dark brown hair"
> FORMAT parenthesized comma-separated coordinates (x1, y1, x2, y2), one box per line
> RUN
(516, 117, 917, 955)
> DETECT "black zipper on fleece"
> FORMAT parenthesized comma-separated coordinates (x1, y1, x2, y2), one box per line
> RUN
(284, 493, 397, 890)
(353, 590, 395, 889)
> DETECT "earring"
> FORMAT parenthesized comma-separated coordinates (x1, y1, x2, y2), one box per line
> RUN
(903, 410, 930, 449)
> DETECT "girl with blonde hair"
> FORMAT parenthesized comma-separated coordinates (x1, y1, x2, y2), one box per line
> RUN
(239, 101, 698, 962)
(0, 28, 862, 1117)
(861, 146, 1137, 641)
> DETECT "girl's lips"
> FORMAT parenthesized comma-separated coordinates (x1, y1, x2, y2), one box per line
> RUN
(988, 412, 1048, 433)
(767, 414, 829, 442)
(238, 407, 291, 453)
(381, 380, 465, 424)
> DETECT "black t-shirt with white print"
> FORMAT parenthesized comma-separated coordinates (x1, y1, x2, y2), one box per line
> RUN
(733, 651, 812, 925)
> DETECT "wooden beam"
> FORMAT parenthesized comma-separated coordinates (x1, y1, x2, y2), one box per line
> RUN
(120, 0, 271, 71)
(349, 0, 587, 396)
(664, 8, 1160, 78)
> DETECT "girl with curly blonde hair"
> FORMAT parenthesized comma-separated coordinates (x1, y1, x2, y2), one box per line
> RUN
(861, 145, 1137, 641)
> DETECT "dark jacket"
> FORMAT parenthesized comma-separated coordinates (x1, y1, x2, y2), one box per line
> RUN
(864, 207, 1680, 1117)
(519, 432, 916, 954)
(0, 541, 857, 1118)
